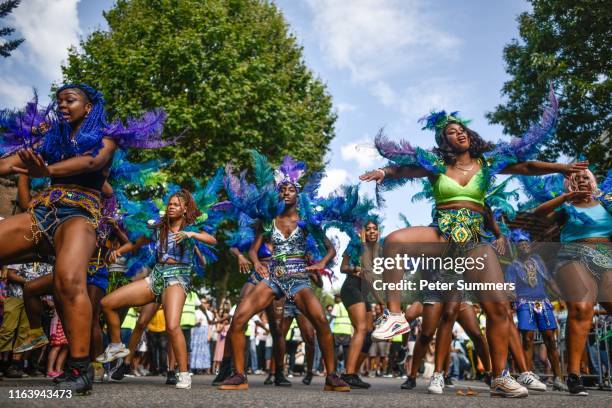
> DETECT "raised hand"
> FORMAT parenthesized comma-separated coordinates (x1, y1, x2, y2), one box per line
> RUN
(563, 161, 589, 175)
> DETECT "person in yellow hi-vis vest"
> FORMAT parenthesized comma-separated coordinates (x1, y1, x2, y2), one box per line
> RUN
(331, 294, 353, 373)
(120, 307, 138, 345)
(176, 291, 201, 372)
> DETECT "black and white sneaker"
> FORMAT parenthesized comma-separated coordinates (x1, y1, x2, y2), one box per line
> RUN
(340, 373, 371, 389)
(110, 362, 131, 382)
(567, 373, 588, 396)
(401, 376, 416, 390)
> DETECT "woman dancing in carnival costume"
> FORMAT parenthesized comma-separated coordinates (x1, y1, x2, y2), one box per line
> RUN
(97, 171, 223, 390)
(359, 88, 588, 397)
(218, 155, 350, 391)
(400, 178, 501, 391)
(339, 213, 387, 389)
(0, 84, 169, 394)
(211, 155, 289, 386)
(520, 169, 612, 395)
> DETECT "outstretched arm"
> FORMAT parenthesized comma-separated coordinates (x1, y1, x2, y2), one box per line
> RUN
(500, 160, 588, 176)
(532, 191, 591, 218)
(12, 138, 118, 178)
(360, 164, 431, 184)
(177, 230, 217, 245)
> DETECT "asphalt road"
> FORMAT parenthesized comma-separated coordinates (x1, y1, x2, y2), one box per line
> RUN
(1, 374, 610, 408)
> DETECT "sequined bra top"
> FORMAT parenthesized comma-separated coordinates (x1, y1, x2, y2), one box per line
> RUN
(271, 220, 307, 257)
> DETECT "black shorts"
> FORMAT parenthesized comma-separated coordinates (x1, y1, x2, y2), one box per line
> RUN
(340, 275, 372, 312)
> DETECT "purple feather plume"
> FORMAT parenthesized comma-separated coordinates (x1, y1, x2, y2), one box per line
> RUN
(374, 129, 417, 165)
(104, 108, 172, 149)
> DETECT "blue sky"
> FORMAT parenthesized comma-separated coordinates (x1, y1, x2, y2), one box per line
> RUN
(2, 0, 532, 288)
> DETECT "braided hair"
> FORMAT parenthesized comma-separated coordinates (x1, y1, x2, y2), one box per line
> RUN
(158, 189, 202, 259)
(39, 84, 108, 164)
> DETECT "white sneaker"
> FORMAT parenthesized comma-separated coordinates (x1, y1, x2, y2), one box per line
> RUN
(517, 371, 547, 392)
(372, 310, 410, 340)
(491, 374, 529, 398)
(176, 372, 192, 389)
(96, 343, 130, 363)
(428, 372, 445, 394)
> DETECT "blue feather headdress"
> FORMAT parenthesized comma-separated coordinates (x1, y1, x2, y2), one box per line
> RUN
(508, 228, 531, 243)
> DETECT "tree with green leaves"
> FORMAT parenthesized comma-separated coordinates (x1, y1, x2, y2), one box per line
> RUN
(0, 0, 24, 57)
(487, 0, 611, 175)
(62, 0, 336, 299)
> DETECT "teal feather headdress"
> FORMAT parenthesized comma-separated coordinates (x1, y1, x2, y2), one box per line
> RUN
(418, 110, 471, 146)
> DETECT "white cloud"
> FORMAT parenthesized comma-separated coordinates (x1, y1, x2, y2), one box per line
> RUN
(318, 168, 348, 196)
(340, 139, 380, 169)
(0, 79, 33, 109)
(336, 102, 357, 113)
(306, 0, 460, 82)
(9, 0, 81, 82)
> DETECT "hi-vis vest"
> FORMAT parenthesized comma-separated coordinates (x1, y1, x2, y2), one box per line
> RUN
(332, 302, 353, 335)
(121, 307, 138, 330)
(180, 292, 199, 327)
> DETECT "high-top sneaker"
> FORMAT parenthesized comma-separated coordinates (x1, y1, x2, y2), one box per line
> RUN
(274, 371, 292, 386)
(211, 357, 232, 386)
(55, 359, 93, 396)
(302, 371, 314, 385)
(566, 373, 588, 396)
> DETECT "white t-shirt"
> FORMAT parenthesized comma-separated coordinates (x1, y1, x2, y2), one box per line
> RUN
(247, 315, 261, 339)
(196, 309, 214, 327)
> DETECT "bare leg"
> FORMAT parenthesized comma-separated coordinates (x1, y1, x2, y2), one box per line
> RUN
(0, 214, 48, 265)
(457, 304, 491, 372)
(382, 227, 444, 313)
(433, 301, 460, 373)
(87, 285, 105, 360)
(23, 274, 54, 329)
(294, 289, 336, 374)
(345, 302, 368, 374)
(410, 303, 443, 378)
(296, 314, 315, 373)
(507, 307, 529, 373)
(52, 218, 98, 359)
(520, 330, 535, 372)
(227, 282, 276, 374)
(465, 245, 510, 377)
(540, 330, 562, 378)
(55, 345, 69, 372)
(556, 262, 598, 375)
(162, 285, 187, 372)
(125, 302, 159, 365)
(101, 279, 156, 345)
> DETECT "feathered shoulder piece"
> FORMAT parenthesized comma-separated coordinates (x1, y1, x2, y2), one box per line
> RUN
(0, 91, 53, 158)
(485, 86, 559, 174)
(596, 169, 612, 213)
(517, 174, 565, 210)
(104, 108, 172, 150)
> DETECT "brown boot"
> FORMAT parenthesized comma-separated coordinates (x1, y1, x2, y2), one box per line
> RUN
(218, 372, 249, 390)
(324, 373, 350, 392)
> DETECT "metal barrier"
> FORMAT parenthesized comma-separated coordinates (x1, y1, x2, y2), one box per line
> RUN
(532, 315, 611, 390)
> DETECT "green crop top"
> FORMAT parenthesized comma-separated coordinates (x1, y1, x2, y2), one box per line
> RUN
(432, 168, 486, 206)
